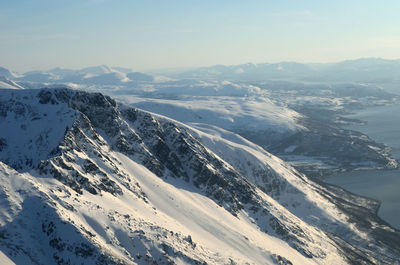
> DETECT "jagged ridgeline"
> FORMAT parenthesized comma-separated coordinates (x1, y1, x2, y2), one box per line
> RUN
(0, 88, 399, 265)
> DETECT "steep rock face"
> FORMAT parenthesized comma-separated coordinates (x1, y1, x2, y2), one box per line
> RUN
(0, 90, 75, 170)
(0, 88, 399, 265)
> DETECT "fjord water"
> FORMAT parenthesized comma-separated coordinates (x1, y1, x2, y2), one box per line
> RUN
(325, 102, 400, 229)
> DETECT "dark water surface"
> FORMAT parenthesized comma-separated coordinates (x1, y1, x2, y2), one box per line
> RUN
(325, 102, 400, 229)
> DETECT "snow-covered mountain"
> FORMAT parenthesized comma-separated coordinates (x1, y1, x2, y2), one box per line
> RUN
(5, 58, 400, 85)
(108, 80, 396, 177)
(0, 88, 399, 264)
(175, 62, 315, 81)
(0, 67, 20, 79)
(112, 80, 302, 134)
(2, 64, 396, 176)
(1, 66, 155, 86)
(0, 77, 24, 90)
(173, 58, 400, 83)
(0, 65, 158, 86)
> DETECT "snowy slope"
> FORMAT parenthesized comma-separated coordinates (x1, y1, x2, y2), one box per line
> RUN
(0, 77, 24, 90)
(0, 67, 20, 79)
(103, 79, 305, 148)
(0, 88, 399, 264)
(122, 95, 303, 134)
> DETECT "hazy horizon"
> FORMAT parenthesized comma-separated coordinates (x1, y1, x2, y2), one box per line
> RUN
(2, 0, 400, 72)
(3, 56, 400, 75)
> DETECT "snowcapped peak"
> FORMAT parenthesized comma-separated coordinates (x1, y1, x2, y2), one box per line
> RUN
(79, 65, 114, 75)
(0, 67, 21, 78)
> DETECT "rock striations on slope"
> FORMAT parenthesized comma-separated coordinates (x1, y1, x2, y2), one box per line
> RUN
(0, 88, 399, 265)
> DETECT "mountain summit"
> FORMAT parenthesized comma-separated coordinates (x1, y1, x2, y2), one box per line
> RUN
(0, 88, 399, 264)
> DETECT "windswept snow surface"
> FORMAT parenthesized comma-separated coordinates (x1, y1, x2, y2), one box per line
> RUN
(0, 88, 399, 264)
(113, 153, 320, 265)
(0, 156, 330, 265)
(98, 79, 305, 138)
(121, 95, 304, 134)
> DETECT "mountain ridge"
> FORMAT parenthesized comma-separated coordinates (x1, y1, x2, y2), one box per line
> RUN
(3, 57, 400, 85)
(0, 88, 399, 264)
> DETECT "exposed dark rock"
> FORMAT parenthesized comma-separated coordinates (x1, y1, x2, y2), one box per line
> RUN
(1, 88, 400, 264)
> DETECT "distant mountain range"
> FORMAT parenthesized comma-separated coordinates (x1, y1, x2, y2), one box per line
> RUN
(3, 58, 400, 86)
(0, 65, 156, 86)
(173, 58, 400, 82)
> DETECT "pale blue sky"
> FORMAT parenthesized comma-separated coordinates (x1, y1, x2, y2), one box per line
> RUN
(1, 0, 400, 72)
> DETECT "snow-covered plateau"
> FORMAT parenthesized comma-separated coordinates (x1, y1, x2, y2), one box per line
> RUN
(0, 88, 399, 264)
